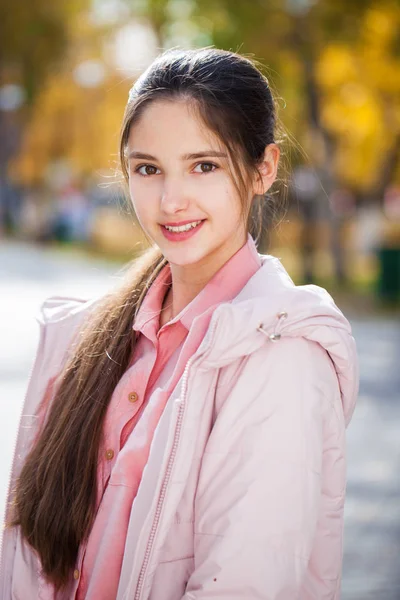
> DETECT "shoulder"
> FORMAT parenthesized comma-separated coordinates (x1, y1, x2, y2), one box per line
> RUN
(215, 336, 340, 423)
(259, 335, 337, 388)
(244, 335, 337, 388)
(32, 293, 106, 382)
(36, 294, 100, 326)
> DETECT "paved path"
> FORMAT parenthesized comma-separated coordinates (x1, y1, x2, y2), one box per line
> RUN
(1, 240, 399, 599)
(342, 318, 400, 599)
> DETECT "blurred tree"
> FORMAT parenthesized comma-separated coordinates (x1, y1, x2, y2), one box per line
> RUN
(135, 0, 170, 46)
(11, 69, 130, 185)
(0, 0, 90, 230)
(0, 0, 87, 104)
(316, 5, 400, 202)
(10, 8, 131, 187)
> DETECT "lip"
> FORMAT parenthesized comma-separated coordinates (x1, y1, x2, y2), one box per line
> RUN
(160, 219, 205, 242)
(161, 219, 204, 226)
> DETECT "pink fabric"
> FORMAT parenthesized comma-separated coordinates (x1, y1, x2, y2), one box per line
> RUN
(74, 237, 261, 600)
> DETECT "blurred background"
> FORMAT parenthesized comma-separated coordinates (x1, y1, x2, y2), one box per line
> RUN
(0, 0, 399, 598)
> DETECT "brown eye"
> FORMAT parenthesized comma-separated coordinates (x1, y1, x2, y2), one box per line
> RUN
(194, 162, 218, 174)
(135, 164, 159, 176)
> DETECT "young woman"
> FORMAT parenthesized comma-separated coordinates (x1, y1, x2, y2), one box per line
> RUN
(0, 48, 358, 600)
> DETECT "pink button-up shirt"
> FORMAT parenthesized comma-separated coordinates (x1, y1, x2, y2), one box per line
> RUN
(73, 235, 261, 599)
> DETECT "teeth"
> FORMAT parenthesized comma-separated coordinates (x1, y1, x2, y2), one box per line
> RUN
(164, 220, 202, 232)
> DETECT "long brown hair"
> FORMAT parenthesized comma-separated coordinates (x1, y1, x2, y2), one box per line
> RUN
(9, 47, 286, 590)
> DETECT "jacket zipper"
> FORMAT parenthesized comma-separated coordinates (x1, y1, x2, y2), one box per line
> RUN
(133, 313, 220, 600)
(0, 321, 45, 592)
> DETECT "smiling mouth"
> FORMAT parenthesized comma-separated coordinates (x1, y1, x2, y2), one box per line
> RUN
(162, 220, 204, 233)
(160, 219, 206, 241)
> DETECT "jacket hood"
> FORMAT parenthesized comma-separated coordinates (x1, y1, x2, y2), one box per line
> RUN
(200, 254, 359, 427)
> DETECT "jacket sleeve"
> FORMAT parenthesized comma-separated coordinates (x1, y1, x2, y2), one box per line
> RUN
(181, 336, 342, 600)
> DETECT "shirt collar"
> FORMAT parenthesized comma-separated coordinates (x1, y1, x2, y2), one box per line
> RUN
(133, 233, 261, 337)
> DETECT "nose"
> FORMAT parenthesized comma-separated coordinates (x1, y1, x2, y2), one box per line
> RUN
(160, 179, 190, 215)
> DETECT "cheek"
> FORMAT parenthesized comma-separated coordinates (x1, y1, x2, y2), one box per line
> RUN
(214, 187, 243, 221)
(128, 180, 153, 216)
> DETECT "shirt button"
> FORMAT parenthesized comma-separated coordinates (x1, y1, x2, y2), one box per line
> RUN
(73, 569, 80, 580)
(128, 391, 139, 403)
(105, 448, 114, 460)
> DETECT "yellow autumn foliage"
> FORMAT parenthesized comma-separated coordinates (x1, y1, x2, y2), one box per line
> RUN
(12, 70, 131, 185)
(314, 4, 400, 190)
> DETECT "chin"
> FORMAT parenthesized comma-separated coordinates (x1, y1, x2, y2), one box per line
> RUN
(161, 236, 213, 260)
(163, 249, 208, 267)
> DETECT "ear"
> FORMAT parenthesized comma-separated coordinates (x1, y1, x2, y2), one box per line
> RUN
(252, 143, 280, 195)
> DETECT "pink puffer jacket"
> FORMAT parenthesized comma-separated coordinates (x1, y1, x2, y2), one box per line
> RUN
(0, 253, 358, 600)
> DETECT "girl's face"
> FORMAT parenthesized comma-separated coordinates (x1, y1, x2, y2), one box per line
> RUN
(126, 99, 253, 276)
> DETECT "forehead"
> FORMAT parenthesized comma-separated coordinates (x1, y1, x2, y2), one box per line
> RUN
(127, 99, 222, 152)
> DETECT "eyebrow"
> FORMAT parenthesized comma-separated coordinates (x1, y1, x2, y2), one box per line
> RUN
(127, 150, 228, 161)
